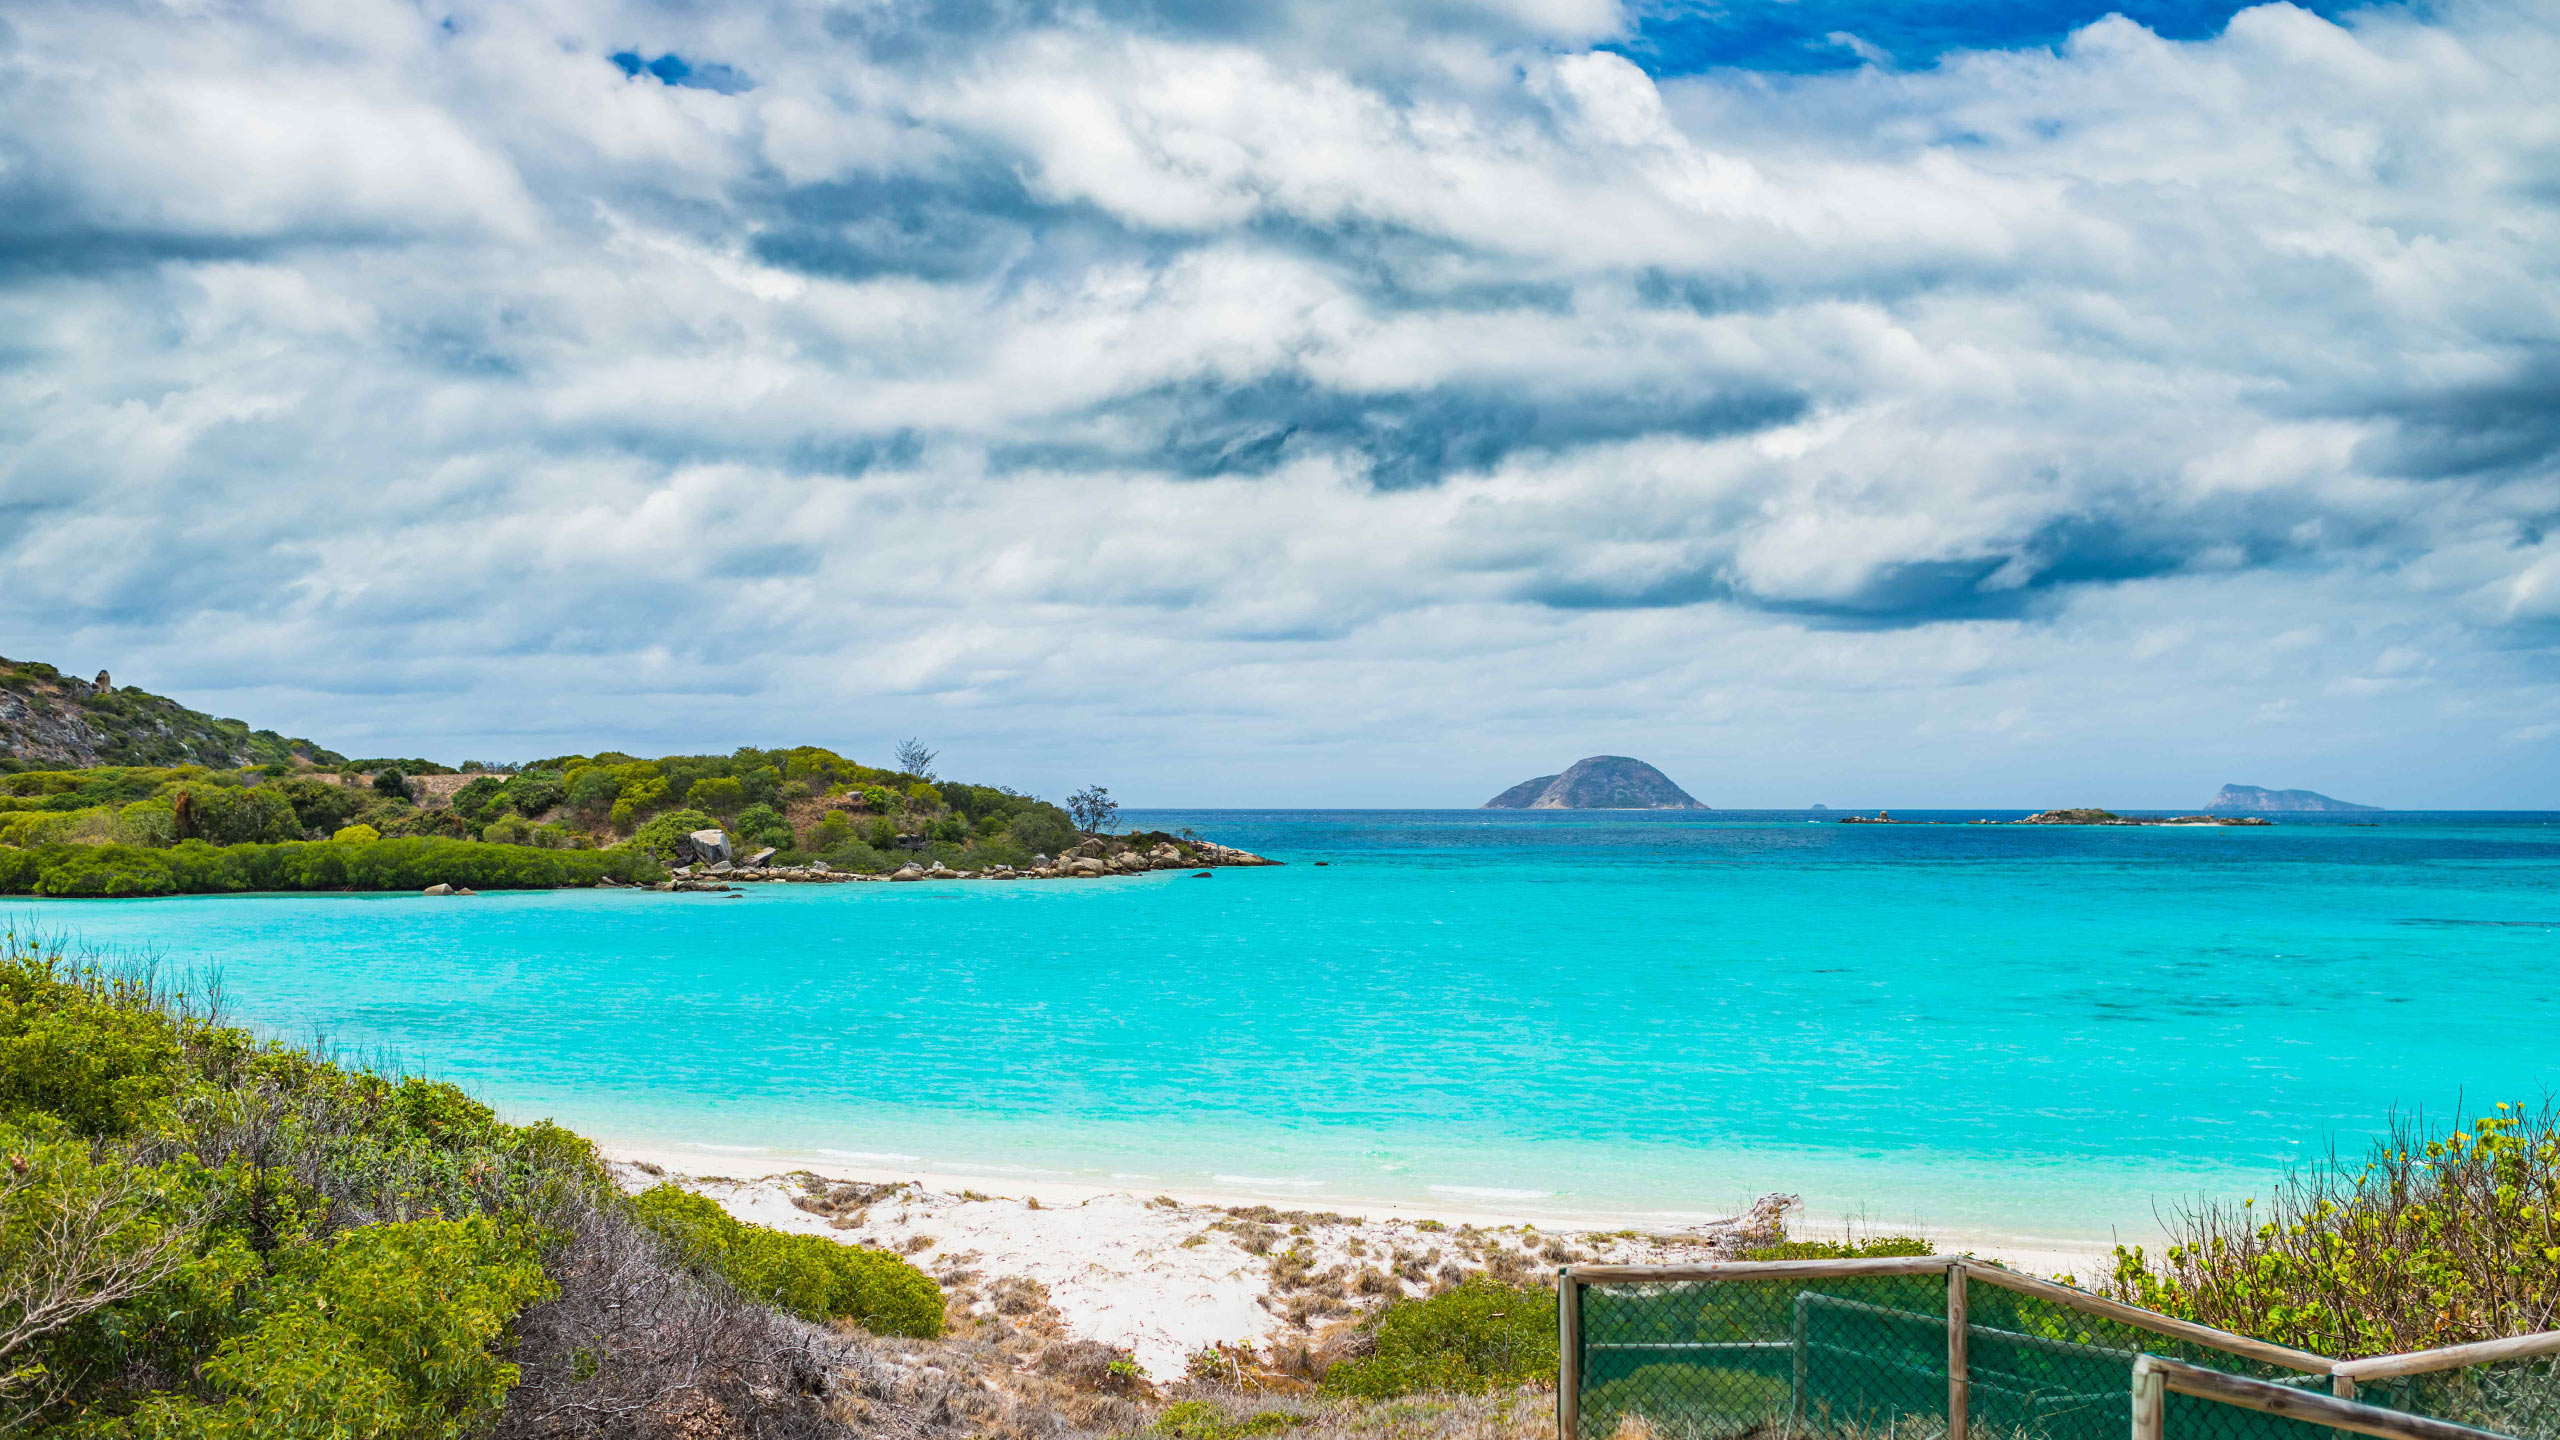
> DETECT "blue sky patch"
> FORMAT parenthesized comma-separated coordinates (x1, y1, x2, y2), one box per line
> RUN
(1614, 0, 2367, 74)
(608, 50, 752, 93)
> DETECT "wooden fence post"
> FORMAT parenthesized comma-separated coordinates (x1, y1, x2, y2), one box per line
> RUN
(1558, 1268, 1581, 1440)
(1948, 1261, 1970, 1440)
(2133, 1356, 2167, 1440)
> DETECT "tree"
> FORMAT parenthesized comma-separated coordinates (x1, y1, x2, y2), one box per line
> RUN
(1066, 785, 1117, 836)
(371, 768, 410, 801)
(893, 738, 937, 780)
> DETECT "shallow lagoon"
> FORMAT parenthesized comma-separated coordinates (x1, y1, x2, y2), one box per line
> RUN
(20, 809, 2558, 1247)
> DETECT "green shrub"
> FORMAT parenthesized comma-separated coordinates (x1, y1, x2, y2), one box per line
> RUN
(271, 776, 368, 837)
(565, 767, 622, 822)
(372, 767, 411, 800)
(630, 809, 719, 857)
(0, 955, 184, 1133)
(449, 775, 505, 824)
(184, 785, 300, 845)
(683, 776, 747, 818)
(122, 1215, 555, 1440)
(117, 799, 178, 846)
(811, 812, 853, 849)
(481, 816, 531, 845)
(631, 1185, 943, 1337)
(333, 823, 381, 843)
(734, 803, 793, 851)
(1003, 805, 1078, 857)
(1320, 1276, 1555, 1398)
(1153, 1399, 1299, 1439)
(497, 769, 566, 819)
(2107, 1103, 2560, 1356)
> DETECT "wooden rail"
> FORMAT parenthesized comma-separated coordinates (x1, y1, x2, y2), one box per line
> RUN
(1956, 1263, 2336, 1375)
(1565, 1256, 1951, 1283)
(2333, 1331, 2560, 1383)
(2135, 1356, 2517, 1440)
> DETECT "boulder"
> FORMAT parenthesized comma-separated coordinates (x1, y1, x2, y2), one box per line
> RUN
(707, 860, 735, 876)
(809, 860, 831, 873)
(746, 847, 778, 867)
(891, 866, 925, 882)
(679, 829, 733, 865)
(422, 883, 453, 897)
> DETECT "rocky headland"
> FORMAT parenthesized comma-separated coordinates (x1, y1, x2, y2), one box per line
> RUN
(1482, 755, 1707, 809)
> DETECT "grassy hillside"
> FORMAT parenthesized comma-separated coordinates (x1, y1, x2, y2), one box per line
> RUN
(0, 656, 342, 772)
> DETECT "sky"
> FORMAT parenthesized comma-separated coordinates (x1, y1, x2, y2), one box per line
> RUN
(2, 0, 2556, 808)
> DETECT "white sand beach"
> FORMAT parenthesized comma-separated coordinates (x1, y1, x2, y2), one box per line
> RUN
(604, 1142, 2122, 1380)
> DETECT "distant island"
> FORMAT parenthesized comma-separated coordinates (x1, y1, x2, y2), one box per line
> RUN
(1483, 755, 1708, 809)
(2206, 783, 2379, 813)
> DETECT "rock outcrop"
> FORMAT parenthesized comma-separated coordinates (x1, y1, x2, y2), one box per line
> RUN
(1482, 756, 1708, 810)
(2205, 784, 2379, 813)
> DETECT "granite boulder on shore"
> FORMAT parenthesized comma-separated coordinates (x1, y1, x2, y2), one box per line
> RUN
(1483, 755, 1708, 810)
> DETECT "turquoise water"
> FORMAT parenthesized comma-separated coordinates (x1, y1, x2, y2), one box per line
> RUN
(16, 810, 2558, 1247)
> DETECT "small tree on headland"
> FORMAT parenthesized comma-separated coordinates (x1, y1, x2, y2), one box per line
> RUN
(1066, 785, 1117, 837)
(372, 767, 411, 801)
(893, 738, 937, 781)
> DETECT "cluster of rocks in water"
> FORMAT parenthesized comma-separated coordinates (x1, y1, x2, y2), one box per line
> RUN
(623, 834, 1279, 893)
(1839, 807, 2274, 827)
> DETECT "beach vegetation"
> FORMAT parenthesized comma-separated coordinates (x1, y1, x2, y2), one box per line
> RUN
(2105, 1102, 2560, 1356)
(1745, 1235, 1934, 1261)
(630, 1184, 943, 1336)
(1153, 1398, 1298, 1439)
(331, 823, 381, 843)
(1318, 1277, 1555, 1399)
(0, 936, 912, 1436)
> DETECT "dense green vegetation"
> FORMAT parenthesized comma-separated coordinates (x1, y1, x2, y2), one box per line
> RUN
(2107, 1104, 2560, 1355)
(0, 658, 342, 773)
(0, 742, 1089, 894)
(631, 1185, 942, 1337)
(0, 937, 938, 1435)
(0, 840, 658, 897)
(1319, 1278, 1557, 1399)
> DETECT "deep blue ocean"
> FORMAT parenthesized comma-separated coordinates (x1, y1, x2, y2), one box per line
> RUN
(16, 810, 2557, 1249)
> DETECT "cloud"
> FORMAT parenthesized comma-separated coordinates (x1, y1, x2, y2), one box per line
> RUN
(0, 0, 2556, 802)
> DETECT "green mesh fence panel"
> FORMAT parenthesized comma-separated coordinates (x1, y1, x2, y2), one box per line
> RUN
(1571, 1272, 2340, 1440)
(1577, 1274, 1951, 1440)
(2359, 1357, 2560, 1440)
(2158, 1387, 2363, 1440)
